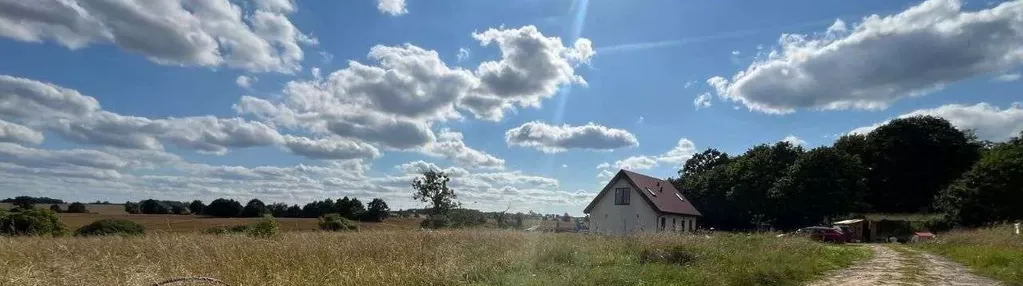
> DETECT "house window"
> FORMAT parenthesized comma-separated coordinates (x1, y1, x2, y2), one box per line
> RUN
(673, 218, 677, 231)
(614, 188, 630, 205)
(660, 217, 666, 231)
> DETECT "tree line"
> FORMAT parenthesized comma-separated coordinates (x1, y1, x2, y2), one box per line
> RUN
(670, 115, 1023, 231)
(122, 196, 391, 222)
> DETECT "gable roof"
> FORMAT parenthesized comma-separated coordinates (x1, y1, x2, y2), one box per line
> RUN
(583, 169, 702, 216)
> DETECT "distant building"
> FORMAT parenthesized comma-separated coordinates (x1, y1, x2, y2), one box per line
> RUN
(583, 170, 701, 235)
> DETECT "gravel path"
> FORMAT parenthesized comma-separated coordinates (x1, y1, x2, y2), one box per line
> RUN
(806, 244, 1002, 286)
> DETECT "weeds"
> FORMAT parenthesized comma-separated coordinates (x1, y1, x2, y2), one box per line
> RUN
(913, 225, 1023, 285)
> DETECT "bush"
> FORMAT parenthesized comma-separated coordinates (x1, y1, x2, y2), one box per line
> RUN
(420, 215, 451, 229)
(0, 208, 67, 236)
(203, 226, 229, 235)
(319, 213, 358, 231)
(66, 202, 88, 213)
(74, 219, 146, 237)
(247, 216, 280, 238)
(49, 204, 63, 213)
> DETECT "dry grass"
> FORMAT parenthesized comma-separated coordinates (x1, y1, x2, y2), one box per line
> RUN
(0, 230, 869, 286)
(913, 225, 1023, 285)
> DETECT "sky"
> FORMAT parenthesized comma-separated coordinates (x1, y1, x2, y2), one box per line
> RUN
(1, 0, 1022, 215)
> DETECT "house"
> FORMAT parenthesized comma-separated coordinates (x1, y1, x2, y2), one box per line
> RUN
(583, 169, 701, 235)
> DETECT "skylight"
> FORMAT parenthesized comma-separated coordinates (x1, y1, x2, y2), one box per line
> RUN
(646, 188, 656, 196)
(675, 193, 685, 202)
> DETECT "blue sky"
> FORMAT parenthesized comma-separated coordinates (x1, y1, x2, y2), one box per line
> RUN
(1, 0, 1022, 214)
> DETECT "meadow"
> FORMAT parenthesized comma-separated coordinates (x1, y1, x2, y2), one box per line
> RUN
(912, 225, 1023, 285)
(0, 230, 869, 286)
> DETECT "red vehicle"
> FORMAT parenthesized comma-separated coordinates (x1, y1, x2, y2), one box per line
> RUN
(794, 226, 847, 243)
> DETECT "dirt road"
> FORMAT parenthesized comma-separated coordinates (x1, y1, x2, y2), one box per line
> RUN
(807, 244, 1002, 286)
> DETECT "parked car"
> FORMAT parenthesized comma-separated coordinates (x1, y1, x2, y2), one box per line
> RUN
(793, 226, 847, 243)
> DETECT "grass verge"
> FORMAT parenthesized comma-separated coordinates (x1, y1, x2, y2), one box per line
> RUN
(912, 225, 1023, 286)
(0, 231, 869, 286)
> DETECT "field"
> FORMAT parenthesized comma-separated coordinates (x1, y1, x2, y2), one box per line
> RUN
(0, 230, 869, 286)
(912, 225, 1023, 285)
(0, 203, 424, 232)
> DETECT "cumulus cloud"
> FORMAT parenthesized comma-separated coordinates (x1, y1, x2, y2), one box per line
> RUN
(0, 0, 315, 73)
(850, 102, 1023, 141)
(236, 75, 257, 88)
(377, 0, 407, 16)
(709, 0, 1023, 113)
(596, 138, 698, 174)
(283, 135, 380, 160)
(422, 129, 505, 169)
(505, 121, 638, 153)
(456, 47, 470, 62)
(236, 25, 595, 152)
(782, 135, 807, 146)
(1, 74, 294, 154)
(0, 119, 44, 145)
(694, 92, 712, 109)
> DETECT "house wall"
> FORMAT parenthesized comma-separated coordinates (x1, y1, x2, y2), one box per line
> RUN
(660, 214, 697, 233)
(588, 178, 659, 235)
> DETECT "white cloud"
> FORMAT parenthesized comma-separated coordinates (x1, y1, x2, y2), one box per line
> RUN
(377, 0, 407, 16)
(731, 50, 740, 55)
(456, 47, 470, 62)
(562, 164, 568, 168)
(850, 102, 1023, 141)
(782, 135, 807, 146)
(0, 119, 44, 145)
(994, 73, 1021, 82)
(423, 129, 505, 169)
(684, 80, 696, 89)
(282, 135, 380, 161)
(596, 138, 698, 173)
(636, 116, 645, 124)
(709, 0, 1023, 113)
(236, 75, 257, 89)
(614, 156, 658, 170)
(0, 0, 315, 73)
(694, 92, 713, 109)
(505, 121, 639, 153)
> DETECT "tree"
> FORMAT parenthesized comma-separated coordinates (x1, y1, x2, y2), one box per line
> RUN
(335, 197, 366, 219)
(0, 207, 67, 236)
(935, 134, 1023, 227)
(863, 116, 981, 212)
(562, 213, 572, 222)
(11, 196, 34, 209)
(726, 142, 803, 229)
(267, 203, 290, 217)
(411, 170, 460, 216)
(770, 147, 867, 230)
(66, 202, 88, 213)
(242, 199, 267, 217)
(205, 198, 244, 217)
(833, 134, 868, 160)
(286, 204, 302, 218)
(679, 148, 730, 181)
(49, 204, 63, 213)
(124, 201, 141, 214)
(139, 199, 170, 214)
(188, 200, 205, 215)
(363, 198, 390, 222)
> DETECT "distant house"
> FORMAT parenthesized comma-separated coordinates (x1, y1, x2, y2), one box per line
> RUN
(583, 170, 701, 235)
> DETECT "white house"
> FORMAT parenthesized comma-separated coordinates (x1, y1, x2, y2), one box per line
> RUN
(584, 169, 702, 235)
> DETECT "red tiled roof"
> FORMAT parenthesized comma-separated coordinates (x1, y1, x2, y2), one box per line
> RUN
(583, 169, 702, 216)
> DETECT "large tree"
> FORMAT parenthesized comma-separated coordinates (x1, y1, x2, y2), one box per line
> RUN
(678, 148, 730, 181)
(935, 132, 1023, 227)
(364, 198, 390, 222)
(411, 170, 460, 216)
(726, 142, 803, 229)
(770, 147, 867, 230)
(205, 198, 243, 217)
(242, 199, 267, 217)
(863, 116, 981, 212)
(188, 200, 206, 215)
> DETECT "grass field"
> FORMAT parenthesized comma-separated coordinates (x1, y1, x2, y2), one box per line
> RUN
(913, 225, 1023, 285)
(0, 203, 424, 232)
(0, 230, 869, 286)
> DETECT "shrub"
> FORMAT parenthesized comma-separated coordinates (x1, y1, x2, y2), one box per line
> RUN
(319, 213, 358, 231)
(247, 216, 280, 238)
(0, 208, 67, 236)
(203, 226, 229, 235)
(49, 204, 63, 213)
(74, 219, 146, 237)
(228, 225, 250, 233)
(420, 215, 451, 229)
(66, 202, 88, 213)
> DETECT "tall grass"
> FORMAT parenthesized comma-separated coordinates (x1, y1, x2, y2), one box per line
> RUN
(913, 225, 1023, 285)
(0, 231, 868, 286)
